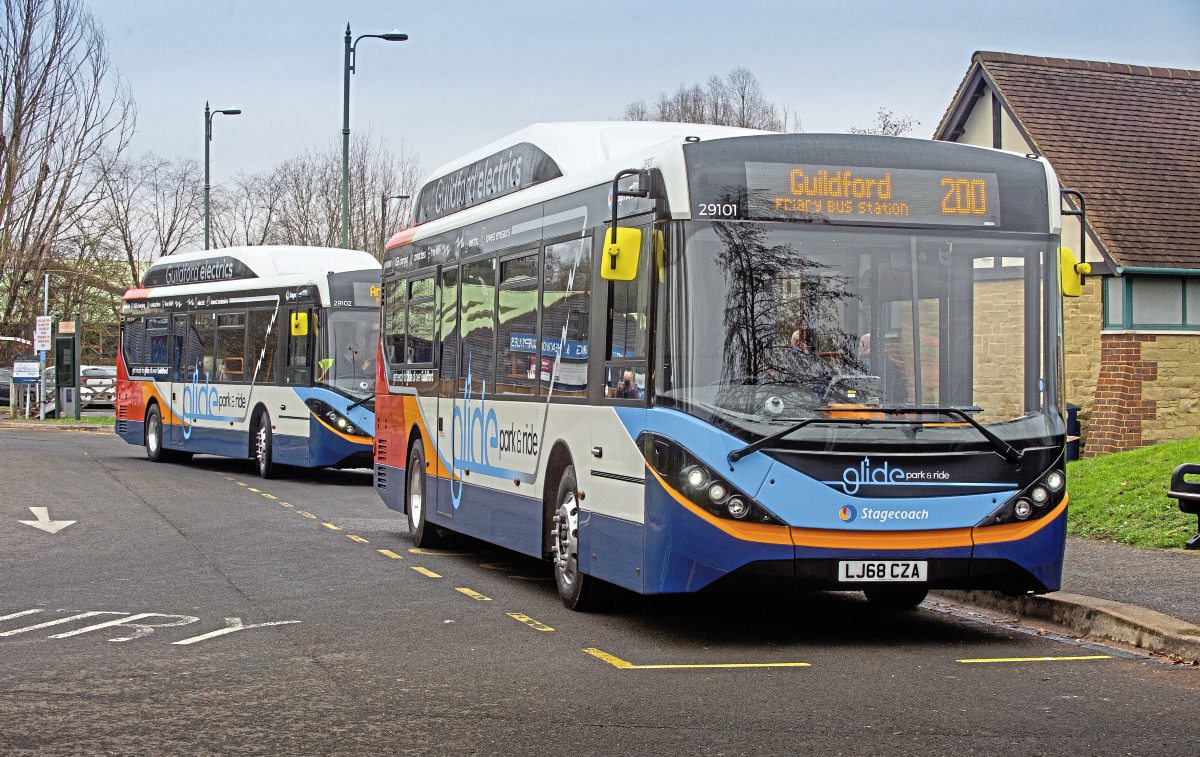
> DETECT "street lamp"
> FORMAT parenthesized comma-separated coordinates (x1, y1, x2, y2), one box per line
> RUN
(204, 101, 242, 250)
(342, 23, 408, 249)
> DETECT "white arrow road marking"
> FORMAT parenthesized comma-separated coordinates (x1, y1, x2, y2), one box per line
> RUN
(18, 507, 76, 534)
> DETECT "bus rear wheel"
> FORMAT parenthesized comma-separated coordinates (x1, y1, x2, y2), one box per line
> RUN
(864, 587, 928, 611)
(145, 404, 167, 462)
(407, 442, 445, 548)
(551, 465, 603, 611)
(254, 411, 278, 479)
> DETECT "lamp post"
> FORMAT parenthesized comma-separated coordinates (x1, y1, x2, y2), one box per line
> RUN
(342, 23, 408, 249)
(204, 101, 242, 250)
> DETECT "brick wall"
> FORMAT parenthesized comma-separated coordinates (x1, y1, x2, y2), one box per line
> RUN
(1085, 334, 1158, 455)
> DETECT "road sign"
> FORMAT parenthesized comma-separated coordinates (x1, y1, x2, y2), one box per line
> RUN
(33, 316, 52, 351)
(12, 360, 40, 384)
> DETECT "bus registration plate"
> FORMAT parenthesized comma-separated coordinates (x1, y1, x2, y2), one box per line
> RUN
(838, 560, 927, 582)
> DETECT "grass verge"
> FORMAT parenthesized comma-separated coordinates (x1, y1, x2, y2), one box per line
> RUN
(0, 408, 114, 426)
(1067, 436, 1200, 549)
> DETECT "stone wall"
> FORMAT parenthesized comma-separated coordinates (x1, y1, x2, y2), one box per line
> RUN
(1063, 282, 1104, 448)
(1139, 334, 1200, 445)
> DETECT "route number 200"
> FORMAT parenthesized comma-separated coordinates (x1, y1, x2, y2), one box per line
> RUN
(940, 178, 987, 215)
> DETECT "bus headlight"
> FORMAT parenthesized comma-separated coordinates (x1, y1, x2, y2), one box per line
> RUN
(684, 465, 710, 490)
(1029, 486, 1050, 505)
(1044, 470, 1065, 492)
(726, 496, 751, 520)
(1013, 499, 1034, 520)
(640, 433, 784, 526)
(305, 398, 366, 438)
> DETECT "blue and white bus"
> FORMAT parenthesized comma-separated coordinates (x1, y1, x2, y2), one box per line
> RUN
(375, 122, 1087, 610)
(116, 246, 381, 478)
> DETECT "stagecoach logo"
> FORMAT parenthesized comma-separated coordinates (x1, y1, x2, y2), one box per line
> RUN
(838, 505, 931, 525)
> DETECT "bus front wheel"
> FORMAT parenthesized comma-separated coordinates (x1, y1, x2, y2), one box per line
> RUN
(551, 465, 603, 611)
(254, 411, 278, 479)
(407, 442, 445, 548)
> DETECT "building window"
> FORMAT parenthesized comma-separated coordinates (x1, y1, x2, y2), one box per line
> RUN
(1104, 275, 1200, 330)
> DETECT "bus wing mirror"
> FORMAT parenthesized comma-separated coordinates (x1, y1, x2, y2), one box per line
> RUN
(602, 227, 642, 281)
(290, 312, 309, 336)
(1060, 246, 1090, 298)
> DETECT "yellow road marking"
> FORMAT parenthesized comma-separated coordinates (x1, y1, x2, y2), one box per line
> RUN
(455, 587, 492, 601)
(412, 567, 442, 578)
(297, 511, 317, 519)
(260, 493, 277, 500)
(507, 612, 554, 632)
(321, 522, 343, 531)
(247, 487, 261, 493)
(347, 535, 369, 544)
(377, 549, 404, 559)
(957, 655, 1113, 664)
(583, 647, 810, 670)
(278, 501, 294, 508)
(236, 482, 247, 487)
(408, 548, 468, 556)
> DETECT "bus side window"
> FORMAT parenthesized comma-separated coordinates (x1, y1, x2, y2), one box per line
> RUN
(604, 227, 651, 402)
(438, 266, 460, 383)
(247, 309, 278, 384)
(384, 279, 407, 367)
(286, 309, 312, 385)
(459, 258, 497, 395)
(541, 237, 591, 397)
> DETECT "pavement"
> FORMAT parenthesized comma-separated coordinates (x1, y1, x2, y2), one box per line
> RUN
(4, 420, 1198, 663)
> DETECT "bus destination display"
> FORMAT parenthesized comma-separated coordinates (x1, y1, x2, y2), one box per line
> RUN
(743, 162, 1001, 227)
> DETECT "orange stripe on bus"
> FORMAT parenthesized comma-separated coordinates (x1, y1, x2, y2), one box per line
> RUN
(790, 526, 974, 550)
(972, 498, 1067, 544)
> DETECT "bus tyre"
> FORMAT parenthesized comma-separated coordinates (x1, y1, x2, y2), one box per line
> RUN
(145, 404, 167, 463)
(253, 411, 278, 479)
(407, 442, 445, 548)
(551, 465, 602, 611)
(864, 587, 928, 611)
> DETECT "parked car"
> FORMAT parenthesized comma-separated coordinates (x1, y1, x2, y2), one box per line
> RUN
(80, 365, 116, 408)
(0, 367, 11, 406)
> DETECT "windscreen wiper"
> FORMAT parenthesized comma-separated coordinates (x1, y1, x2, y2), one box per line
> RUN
(726, 406, 1024, 466)
(346, 393, 375, 411)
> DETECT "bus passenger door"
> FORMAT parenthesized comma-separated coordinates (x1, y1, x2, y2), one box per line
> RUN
(168, 313, 190, 445)
(434, 265, 460, 518)
(584, 224, 653, 589)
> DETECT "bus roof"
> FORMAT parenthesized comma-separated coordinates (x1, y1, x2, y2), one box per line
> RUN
(141, 245, 378, 284)
(395, 121, 771, 245)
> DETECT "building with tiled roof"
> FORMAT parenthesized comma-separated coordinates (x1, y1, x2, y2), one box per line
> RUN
(936, 51, 1200, 456)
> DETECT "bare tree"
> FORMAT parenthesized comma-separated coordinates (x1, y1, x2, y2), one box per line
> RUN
(623, 67, 786, 131)
(245, 131, 420, 257)
(849, 107, 919, 137)
(0, 0, 134, 339)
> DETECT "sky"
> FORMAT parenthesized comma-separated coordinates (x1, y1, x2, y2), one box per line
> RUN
(86, 0, 1200, 182)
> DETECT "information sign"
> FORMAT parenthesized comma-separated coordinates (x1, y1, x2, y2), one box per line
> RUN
(33, 316, 52, 351)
